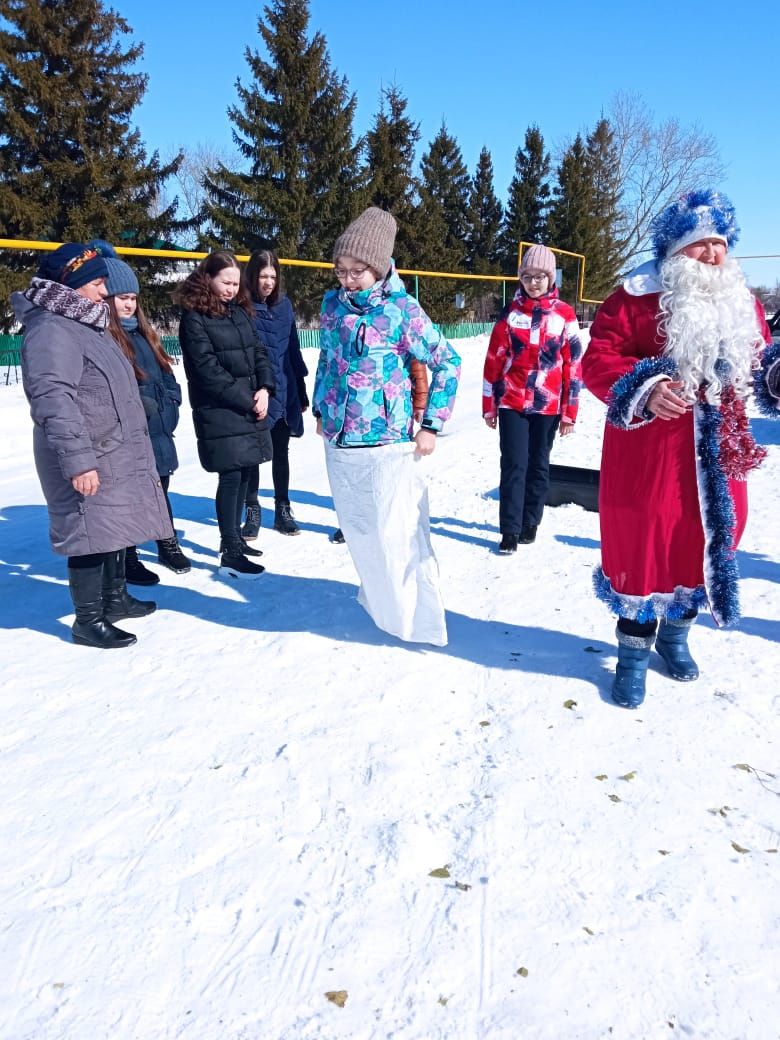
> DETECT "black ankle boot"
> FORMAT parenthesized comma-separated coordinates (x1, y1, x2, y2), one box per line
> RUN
(68, 562, 137, 648)
(157, 536, 191, 574)
(241, 503, 261, 541)
(125, 544, 160, 586)
(103, 549, 157, 623)
(518, 525, 537, 544)
(219, 539, 265, 580)
(274, 500, 300, 536)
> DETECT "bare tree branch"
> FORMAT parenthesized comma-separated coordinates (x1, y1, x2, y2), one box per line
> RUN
(155, 142, 243, 247)
(609, 92, 726, 270)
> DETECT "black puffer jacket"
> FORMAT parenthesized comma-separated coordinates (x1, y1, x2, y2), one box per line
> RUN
(179, 302, 276, 473)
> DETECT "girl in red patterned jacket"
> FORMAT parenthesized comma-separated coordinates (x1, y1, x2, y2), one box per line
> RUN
(482, 244, 583, 552)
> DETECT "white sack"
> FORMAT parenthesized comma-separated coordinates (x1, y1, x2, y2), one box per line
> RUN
(324, 440, 448, 646)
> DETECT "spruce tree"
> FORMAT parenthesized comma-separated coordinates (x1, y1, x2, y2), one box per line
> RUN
(0, 0, 186, 323)
(499, 126, 551, 273)
(465, 147, 503, 318)
(466, 148, 502, 272)
(583, 118, 622, 298)
(364, 84, 420, 269)
(202, 0, 362, 316)
(409, 123, 470, 321)
(546, 135, 593, 302)
(408, 186, 459, 323)
(417, 123, 470, 265)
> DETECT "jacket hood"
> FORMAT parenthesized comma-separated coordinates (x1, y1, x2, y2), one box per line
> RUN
(11, 291, 37, 326)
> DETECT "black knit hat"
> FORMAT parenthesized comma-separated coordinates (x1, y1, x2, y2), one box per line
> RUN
(37, 243, 109, 289)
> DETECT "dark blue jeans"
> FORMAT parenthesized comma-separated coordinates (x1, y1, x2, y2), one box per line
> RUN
(498, 410, 560, 534)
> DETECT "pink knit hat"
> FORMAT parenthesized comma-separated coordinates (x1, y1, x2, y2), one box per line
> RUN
(520, 243, 556, 287)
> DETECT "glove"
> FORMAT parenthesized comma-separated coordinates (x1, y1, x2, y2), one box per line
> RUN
(142, 396, 158, 418)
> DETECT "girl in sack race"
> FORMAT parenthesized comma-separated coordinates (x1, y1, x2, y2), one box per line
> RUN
(312, 207, 461, 646)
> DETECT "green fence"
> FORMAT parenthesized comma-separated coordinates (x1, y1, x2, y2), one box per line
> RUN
(2, 323, 494, 380)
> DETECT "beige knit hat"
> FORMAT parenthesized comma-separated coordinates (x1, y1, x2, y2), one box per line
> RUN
(520, 243, 556, 287)
(333, 207, 397, 277)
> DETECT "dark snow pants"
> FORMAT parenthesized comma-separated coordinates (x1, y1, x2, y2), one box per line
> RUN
(498, 410, 560, 534)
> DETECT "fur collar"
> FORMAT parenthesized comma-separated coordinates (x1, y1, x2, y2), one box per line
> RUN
(622, 260, 662, 297)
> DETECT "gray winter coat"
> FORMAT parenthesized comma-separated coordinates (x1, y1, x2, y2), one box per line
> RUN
(13, 284, 172, 557)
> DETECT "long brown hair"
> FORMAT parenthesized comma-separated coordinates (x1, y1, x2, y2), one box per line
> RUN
(245, 249, 282, 306)
(172, 250, 253, 317)
(107, 298, 174, 379)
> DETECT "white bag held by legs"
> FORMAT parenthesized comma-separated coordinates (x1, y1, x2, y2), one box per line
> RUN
(325, 440, 447, 646)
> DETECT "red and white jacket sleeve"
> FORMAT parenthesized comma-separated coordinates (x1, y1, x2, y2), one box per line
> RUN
(482, 318, 510, 418)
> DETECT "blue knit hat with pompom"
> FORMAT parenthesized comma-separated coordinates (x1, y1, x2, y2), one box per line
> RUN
(88, 239, 139, 296)
(650, 189, 739, 260)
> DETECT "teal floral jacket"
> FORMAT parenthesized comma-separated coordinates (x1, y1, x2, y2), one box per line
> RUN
(313, 266, 461, 446)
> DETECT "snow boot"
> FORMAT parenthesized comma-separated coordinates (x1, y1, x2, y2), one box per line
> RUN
(274, 500, 300, 536)
(103, 549, 157, 623)
(612, 628, 654, 709)
(69, 562, 137, 648)
(240, 538, 263, 557)
(241, 503, 262, 541)
(499, 533, 518, 554)
(219, 539, 265, 580)
(655, 617, 699, 681)
(330, 527, 345, 544)
(124, 544, 160, 586)
(518, 525, 537, 544)
(157, 536, 191, 574)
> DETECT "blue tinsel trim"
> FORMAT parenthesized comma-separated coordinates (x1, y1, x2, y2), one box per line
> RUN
(592, 567, 707, 622)
(696, 402, 740, 627)
(606, 356, 678, 429)
(754, 340, 780, 416)
(650, 189, 739, 260)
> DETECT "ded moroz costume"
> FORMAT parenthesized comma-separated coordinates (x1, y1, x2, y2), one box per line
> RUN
(582, 190, 779, 707)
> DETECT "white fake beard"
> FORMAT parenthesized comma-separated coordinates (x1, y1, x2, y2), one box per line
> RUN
(658, 254, 762, 404)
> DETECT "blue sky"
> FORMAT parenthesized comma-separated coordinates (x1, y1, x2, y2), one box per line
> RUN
(120, 0, 779, 289)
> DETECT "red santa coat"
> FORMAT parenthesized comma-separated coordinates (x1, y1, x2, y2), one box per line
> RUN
(582, 261, 771, 627)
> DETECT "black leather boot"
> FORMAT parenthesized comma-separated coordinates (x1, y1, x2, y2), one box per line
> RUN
(69, 562, 137, 648)
(103, 549, 157, 623)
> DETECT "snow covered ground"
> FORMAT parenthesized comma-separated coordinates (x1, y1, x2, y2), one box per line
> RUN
(1, 336, 778, 1040)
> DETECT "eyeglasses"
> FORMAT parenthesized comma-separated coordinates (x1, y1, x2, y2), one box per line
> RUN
(520, 272, 548, 283)
(335, 266, 369, 281)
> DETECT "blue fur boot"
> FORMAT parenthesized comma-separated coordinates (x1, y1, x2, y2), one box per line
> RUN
(655, 617, 699, 681)
(612, 629, 654, 709)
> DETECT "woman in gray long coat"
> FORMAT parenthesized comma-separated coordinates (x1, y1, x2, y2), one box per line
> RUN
(12, 243, 173, 649)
